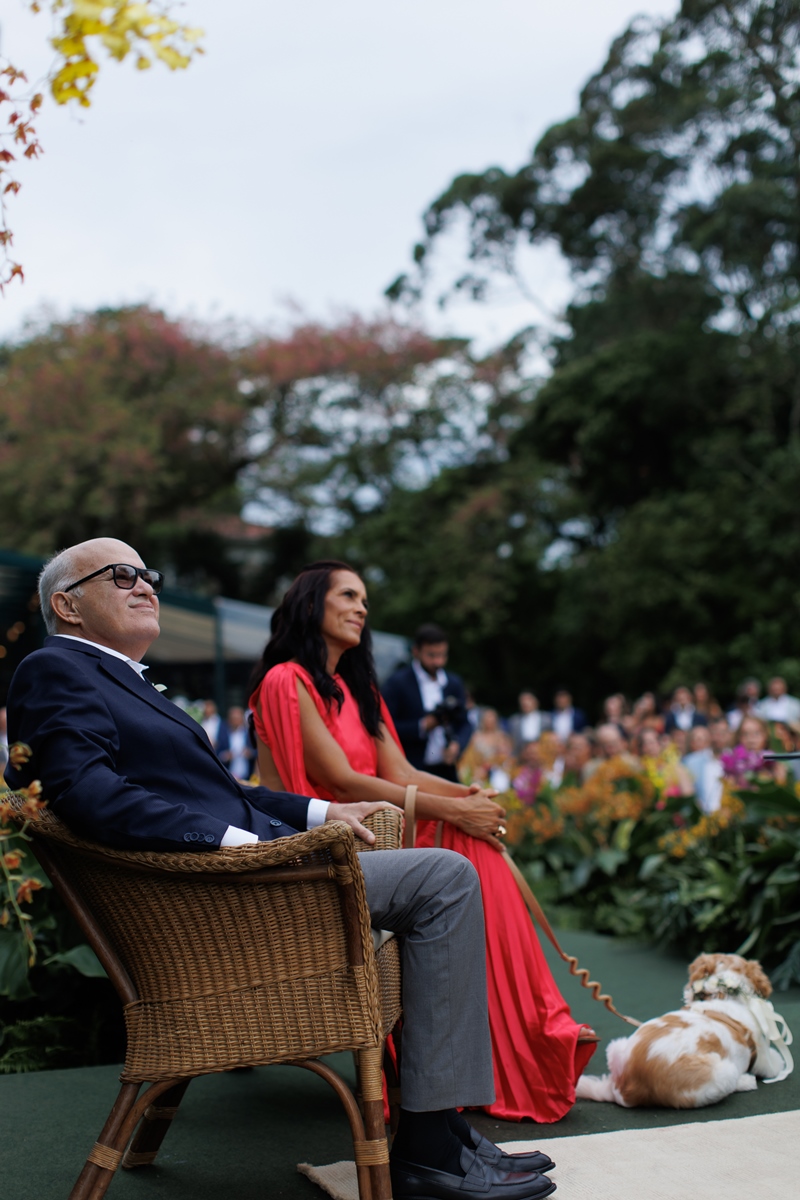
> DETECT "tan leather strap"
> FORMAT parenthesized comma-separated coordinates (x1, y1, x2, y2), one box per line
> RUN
(402, 785, 417, 849)
(501, 849, 641, 1028)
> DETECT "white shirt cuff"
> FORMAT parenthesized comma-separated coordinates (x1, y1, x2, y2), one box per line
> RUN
(221, 825, 259, 847)
(307, 798, 330, 829)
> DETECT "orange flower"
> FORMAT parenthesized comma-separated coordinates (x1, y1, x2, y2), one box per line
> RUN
(7, 742, 32, 769)
(3, 851, 22, 869)
(16, 877, 42, 905)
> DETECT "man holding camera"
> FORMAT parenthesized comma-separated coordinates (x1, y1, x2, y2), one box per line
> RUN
(382, 623, 473, 782)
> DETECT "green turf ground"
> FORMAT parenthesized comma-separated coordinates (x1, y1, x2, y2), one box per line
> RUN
(1, 929, 797, 1199)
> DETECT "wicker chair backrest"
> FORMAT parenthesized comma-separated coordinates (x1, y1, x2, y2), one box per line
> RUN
(7, 799, 385, 1082)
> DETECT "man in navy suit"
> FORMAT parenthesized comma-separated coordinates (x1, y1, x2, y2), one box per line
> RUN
(382, 624, 473, 782)
(4, 539, 554, 1200)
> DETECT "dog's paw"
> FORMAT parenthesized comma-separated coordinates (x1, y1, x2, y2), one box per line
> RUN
(734, 1073, 758, 1092)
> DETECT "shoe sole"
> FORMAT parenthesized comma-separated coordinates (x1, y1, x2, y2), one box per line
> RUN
(394, 1186, 557, 1200)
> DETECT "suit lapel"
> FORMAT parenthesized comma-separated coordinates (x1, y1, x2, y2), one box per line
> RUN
(48, 637, 210, 743)
(98, 654, 208, 738)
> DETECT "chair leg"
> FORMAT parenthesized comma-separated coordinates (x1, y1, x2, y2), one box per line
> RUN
(122, 1078, 192, 1169)
(67, 1082, 142, 1200)
(68, 1079, 187, 1200)
(296, 1057, 384, 1200)
(357, 1046, 393, 1200)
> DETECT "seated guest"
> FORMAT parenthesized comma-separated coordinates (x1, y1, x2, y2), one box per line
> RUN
(218, 705, 256, 781)
(584, 723, 638, 778)
(5, 539, 555, 1200)
(508, 691, 549, 754)
(201, 698, 229, 759)
(682, 725, 713, 807)
(459, 709, 515, 791)
(382, 624, 474, 783)
(664, 685, 708, 734)
(736, 714, 787, 785)
(511, 742, 543, 806)
(727, 678, 761, 730)
(698, 718, 733, 813)
(636, 726, 695, 796)
(551, 688, 585, 740)
(560, 732, 594, 786)
(693, 681, 724, 722)
(630, 692, 663, 734)
(756, 676, 800, 725)
(250, 560, 596, 1124)
(601, 693, 628, 736)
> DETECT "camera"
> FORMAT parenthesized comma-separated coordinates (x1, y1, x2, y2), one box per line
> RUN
(431, 695, 466, 737)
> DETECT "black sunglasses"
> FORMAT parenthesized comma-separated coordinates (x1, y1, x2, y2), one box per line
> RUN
(63, 563, 164, 595)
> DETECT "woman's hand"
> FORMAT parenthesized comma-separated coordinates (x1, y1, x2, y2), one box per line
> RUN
(324, 800, 401, 846)
(452, 790, 507, 850)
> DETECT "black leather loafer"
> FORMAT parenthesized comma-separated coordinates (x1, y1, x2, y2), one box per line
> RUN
(469, 1128, 555, 1175)
(390, 1146, 557, 1200)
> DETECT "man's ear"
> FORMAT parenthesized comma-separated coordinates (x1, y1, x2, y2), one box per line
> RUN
(50, 591, 82, 627)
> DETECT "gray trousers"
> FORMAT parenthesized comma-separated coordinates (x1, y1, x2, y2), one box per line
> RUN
(359, 847, 495, 1112)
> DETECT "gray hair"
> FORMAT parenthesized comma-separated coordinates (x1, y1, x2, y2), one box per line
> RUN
(38, 548, 83, 636)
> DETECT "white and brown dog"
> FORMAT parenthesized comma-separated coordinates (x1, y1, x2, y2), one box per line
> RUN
(576, 952, 793, 1108)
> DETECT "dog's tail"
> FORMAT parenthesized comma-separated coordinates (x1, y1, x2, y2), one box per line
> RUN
(575, 1073, 617, 1102)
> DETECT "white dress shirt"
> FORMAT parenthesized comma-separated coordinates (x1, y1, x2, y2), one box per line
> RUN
(53, 634, 328, 846)
(519, 711, 543, 743)
(552, 708, 574, 741)
(412, 658, 448, 765)
(757, 695, 800, 724)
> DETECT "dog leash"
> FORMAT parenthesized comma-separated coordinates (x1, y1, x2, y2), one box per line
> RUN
(501, 849, 642, 1028)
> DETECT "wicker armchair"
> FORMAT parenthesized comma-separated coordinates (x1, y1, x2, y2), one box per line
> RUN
(8, 798, 403, 1200)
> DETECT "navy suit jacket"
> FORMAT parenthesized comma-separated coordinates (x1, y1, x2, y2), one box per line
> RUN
(381, 663, 473, 770)
(3, 637, 311, 851)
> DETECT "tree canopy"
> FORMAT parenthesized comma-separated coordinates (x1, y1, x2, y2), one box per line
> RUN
(369, 1, 800, 707)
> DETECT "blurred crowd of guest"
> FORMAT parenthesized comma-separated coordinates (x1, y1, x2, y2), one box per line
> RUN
(457, 676, 800, 814)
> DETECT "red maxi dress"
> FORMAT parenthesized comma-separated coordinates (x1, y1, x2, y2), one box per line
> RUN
(252, 661, 596, 1122)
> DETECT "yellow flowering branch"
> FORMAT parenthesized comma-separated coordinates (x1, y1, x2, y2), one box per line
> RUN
(0, 2, 204, 289)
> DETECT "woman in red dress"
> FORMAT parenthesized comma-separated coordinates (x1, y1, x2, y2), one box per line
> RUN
(249, 560, 596, 1122)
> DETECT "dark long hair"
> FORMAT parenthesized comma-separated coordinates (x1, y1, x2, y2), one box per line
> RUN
(248, 560, 383, 738)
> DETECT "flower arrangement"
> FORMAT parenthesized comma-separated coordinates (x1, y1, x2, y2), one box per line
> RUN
(0, 742, 46, 970)
(720, 745, 764, 788)
(505, 751, 800, 977)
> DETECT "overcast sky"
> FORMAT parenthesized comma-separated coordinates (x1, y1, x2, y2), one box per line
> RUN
(0, 0, 676, 347)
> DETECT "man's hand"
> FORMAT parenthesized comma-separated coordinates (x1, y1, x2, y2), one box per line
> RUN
(324, 800, 402, 846)
(442, 739, 461, 765)
(420, 713, 439, 733)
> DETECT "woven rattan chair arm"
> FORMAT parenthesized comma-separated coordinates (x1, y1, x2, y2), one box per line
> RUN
(4, 795, 357, 874)
(359, 807, 403, 852)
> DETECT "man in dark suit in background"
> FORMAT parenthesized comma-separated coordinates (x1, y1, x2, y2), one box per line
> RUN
(550, 689, 587, 742)
(382, 623, 474, 782)
(4, 539, 554, 1200)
